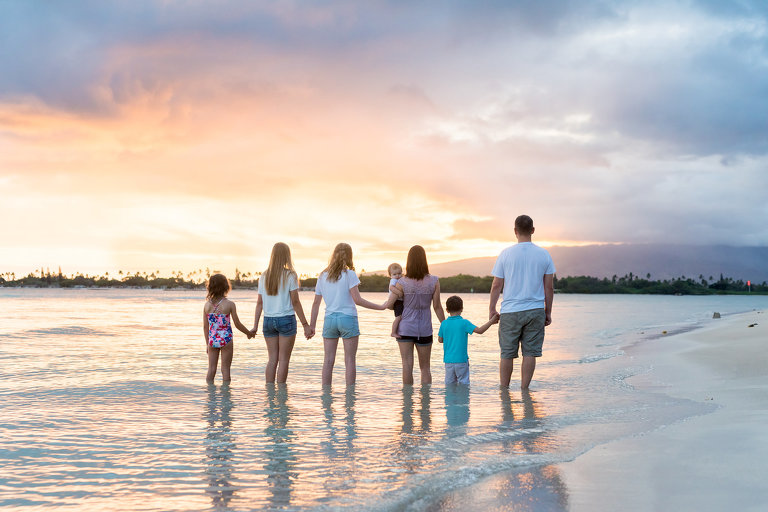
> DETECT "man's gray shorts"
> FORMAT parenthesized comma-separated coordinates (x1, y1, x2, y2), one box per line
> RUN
(499, 308, 545, 359)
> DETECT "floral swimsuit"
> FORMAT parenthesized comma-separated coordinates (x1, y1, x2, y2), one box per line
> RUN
(208, 299, 233, 348)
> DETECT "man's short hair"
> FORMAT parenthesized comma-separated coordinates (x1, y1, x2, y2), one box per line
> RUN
(446, 295, 463, 313)
(515, 215, 534, 235)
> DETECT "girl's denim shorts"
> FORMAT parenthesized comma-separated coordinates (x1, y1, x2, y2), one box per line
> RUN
(322, 313, 360, 339)
(263, 315, 297, 337)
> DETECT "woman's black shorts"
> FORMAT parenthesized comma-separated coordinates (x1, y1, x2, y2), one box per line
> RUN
(397, 335, 433, 345)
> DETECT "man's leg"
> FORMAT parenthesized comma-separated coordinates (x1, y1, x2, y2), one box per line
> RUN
(519, 309, 545, 389)
(498, 312, 521, 388)
(500, 357, 514, 387)
(520, 356, 536, 390)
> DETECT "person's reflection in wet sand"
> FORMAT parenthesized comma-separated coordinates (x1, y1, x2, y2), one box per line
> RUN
(395, 385, 433, 473)
(493, 388, 569, 511)
(425, 389, 570, 511)
(320, 386, 359, 494)
(204, 383, 237, 509)
(343, 385, 357, 454)
(264, 383, 297, 510)
(321, 386, 358, 456)
(419, 385, 432, 433)
(444, 384, 470, 433)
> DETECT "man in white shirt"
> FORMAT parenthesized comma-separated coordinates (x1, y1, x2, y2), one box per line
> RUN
(489, 215, 555, 389)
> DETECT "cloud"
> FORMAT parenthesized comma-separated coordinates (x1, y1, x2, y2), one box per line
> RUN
(451, 219, 514, 242)
(1, 0, 767, 277)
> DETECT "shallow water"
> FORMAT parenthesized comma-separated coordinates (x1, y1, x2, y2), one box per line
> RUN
(2, 289, 767, 511)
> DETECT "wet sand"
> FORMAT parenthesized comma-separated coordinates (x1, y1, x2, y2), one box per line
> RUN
(559, 309, 768, 511)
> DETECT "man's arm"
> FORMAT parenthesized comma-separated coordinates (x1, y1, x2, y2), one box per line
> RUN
(489, 277, 504, 320)
(474, 313, 500, 334)
(543, 274, 554, 326)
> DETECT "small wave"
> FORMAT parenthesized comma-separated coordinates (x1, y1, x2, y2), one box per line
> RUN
(369, 449, 575, 512)
(5, 326, 114, 339)
(644, 325, 700, 340)
(578, 351, 624, 364)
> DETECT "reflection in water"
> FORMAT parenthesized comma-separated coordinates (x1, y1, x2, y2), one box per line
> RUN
(444, 384, 470, 431)
(499, 387, 540, 425)
(400, 385, 432, 435)
(426, 390, 570, 511)
(494, 389, 569, 511)
(395, 385, 433, 473)
(7, 291, 757, 510)
(264, 384, 297, 510)
(204, 383, 237, 509)
(321, 386, 359, 493)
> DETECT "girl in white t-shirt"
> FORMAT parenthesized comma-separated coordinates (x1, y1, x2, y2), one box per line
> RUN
(309, 243, 387, 385)
(252, 243, 311, 383)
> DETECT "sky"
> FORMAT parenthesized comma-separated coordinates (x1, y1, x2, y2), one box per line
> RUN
(1, 0, 767, 277)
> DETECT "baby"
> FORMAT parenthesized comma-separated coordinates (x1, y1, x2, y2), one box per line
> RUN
(388, 263, 404, 337)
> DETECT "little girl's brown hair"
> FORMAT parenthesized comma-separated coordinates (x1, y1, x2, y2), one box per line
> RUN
(206, 274, 231, 301)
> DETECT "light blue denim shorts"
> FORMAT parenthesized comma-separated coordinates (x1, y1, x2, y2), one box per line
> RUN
(322, 313, 360, 339)
(262, 315, 297, 337)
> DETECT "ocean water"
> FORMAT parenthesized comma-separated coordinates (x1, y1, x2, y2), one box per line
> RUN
(2, 289, 767, 511)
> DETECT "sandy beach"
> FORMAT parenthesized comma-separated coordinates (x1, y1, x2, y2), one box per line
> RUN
(559, 309, 768, 511)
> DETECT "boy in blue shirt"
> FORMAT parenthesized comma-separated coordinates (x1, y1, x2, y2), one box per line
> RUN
(438, 296, 499, 385)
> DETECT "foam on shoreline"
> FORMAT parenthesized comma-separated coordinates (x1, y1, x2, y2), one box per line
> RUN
(559, 309, 768, 511)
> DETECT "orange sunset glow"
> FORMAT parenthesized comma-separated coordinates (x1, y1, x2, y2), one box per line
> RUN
(2, 2, 765, 277)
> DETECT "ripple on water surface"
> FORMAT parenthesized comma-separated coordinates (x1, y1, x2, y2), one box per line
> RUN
(2, 290, 765, 510)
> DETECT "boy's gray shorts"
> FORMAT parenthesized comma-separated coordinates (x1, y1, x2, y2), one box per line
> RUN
(444, 362, 470, 385)
(499, 308, 545, 359)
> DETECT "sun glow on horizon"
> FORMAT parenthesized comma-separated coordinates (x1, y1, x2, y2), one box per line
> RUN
(2, 2, 766, 280)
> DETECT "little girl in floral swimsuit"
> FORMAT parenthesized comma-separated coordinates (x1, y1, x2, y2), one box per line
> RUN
(204, 274, 253, 382)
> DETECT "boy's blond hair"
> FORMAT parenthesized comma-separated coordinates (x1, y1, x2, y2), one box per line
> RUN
(387, 263, 402, 276)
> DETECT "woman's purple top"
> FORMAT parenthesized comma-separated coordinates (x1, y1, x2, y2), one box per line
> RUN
(398, 274, 439, 337)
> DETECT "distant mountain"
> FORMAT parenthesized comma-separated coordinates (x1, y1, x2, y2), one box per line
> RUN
(379, 245, 768, 283)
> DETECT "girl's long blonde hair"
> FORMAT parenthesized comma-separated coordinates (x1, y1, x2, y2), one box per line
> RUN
(324, 243, 354, 282)
(263, 242, 298, 296)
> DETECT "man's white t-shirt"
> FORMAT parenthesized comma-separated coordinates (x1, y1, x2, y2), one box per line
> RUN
(258, 271, 299, 317)
(491, 242, 555, 314)
(315, 269, 360, 317)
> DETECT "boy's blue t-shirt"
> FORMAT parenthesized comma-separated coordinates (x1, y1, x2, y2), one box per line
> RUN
(438, 315, 477, 363)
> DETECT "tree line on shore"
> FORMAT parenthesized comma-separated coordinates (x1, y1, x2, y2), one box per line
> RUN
(1, 268, 765, 295)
